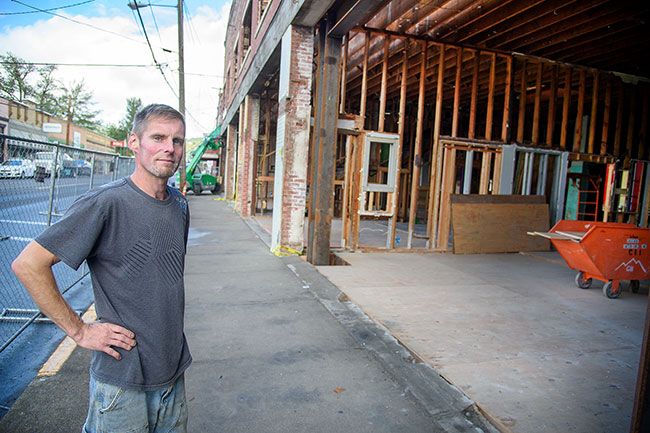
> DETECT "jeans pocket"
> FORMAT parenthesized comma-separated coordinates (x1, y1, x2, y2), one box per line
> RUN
(98, 387, 124, 414)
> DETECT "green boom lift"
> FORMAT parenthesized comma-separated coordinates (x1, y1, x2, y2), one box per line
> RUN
(181, 126, 222, 194)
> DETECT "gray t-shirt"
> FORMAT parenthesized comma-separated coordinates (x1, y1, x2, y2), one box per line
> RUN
(36, 177, 192, 390)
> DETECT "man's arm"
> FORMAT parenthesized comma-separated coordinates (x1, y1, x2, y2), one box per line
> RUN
(12, 241, 136, 360)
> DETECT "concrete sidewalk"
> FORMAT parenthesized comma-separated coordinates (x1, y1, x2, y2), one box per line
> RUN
(0, 196, 495, 433)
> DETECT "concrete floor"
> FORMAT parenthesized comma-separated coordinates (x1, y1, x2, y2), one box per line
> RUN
(315, 251, 647, 433)
(253, 211, 647, 432)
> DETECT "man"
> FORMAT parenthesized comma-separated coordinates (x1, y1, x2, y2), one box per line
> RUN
(12, 104, 191, 433)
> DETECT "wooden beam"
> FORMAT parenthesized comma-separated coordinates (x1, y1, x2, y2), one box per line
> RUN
(359, 31, 370, 125)
(614, 80, 624, 156)
(560, 67, 572, 150)
(573, 69, 586, 153)
(532, 62, 543, 144)
(426, 45, 446, 247)
(479, 152, 492, 194)
(340, 34, 348, 114)
(378, 34, 389, 132)
(452, 47, 463, 137)
(485, 52, 496, 141)
(341, 135, 352, 248)
(517, 59, 527, 143)
(546, 64, 558, 146)
(389, 47, 409, 249)
(407, 40, 427, 248)
(469, 51, 480, 139)
(601, 77, 612, 156)
(502, 55, 512, 142)
(436, 146, 456, 251)
(351, 136, 362, 250)
(628, 91, 637, 158)
(641, 88, 649, 160)
(307, 21, 342, 265)
(588, 71, 599, 154)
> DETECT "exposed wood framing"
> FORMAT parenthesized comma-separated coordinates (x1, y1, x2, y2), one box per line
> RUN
(532, 62, 543, 144)
(479, 152, 492, 194)
(502, 55, 512, 142)
(341, 135, 352, 247)
(452, 47, 463, 137)
(469, 51, 480, 139)
(436, 146, 457, 250)
(485, 52, 496, 140)
(614, 81, 624, 156)
(426, 44, 446, 246)
(588, 71, 599, 154)
(378, 35, 389, 132)
(560, 67, 572, 150)
(307, 20, 342, 265)
(546, 64, 558, 146)
(360, 31, 370, 124)
(406, 40, 427, 248)
(641, 89, 649, 160)
(340, 34, 348, 113)
(517, 60, 527, 143)
(573, 69, 586, 153)
(389, 47, 409, 249)
(601, 77, 612, 155)
(627, 91, 637, 159)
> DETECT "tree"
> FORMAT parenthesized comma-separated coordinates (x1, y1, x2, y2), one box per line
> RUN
(0, 52, 36, 101)
(33, 64, 59, 114)
(58, 80, 101, 139)
(104, 97, 142, 140)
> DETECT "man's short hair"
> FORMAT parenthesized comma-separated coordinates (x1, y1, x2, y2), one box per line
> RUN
(131, 104, 185, 138)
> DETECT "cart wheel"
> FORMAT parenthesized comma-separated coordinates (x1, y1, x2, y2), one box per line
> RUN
(575, 272, 592, 289)
(603, 281, 620, 299)
(629, 280, 641, 294)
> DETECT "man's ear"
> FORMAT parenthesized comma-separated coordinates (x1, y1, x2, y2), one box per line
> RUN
(127, 132, 139, 152)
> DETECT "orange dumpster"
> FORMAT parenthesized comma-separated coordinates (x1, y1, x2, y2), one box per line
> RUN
(529, 220, 650, 299)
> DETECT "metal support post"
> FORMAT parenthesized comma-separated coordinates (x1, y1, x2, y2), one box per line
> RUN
(46, 146, 60, 226)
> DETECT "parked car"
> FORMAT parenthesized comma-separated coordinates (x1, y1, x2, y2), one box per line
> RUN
(33, 151, 74, 177)
(0, 159, 36, 178)
(72, 159, 93, 176)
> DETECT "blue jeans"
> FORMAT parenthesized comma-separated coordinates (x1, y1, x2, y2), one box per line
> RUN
(82, 374, 188, 433)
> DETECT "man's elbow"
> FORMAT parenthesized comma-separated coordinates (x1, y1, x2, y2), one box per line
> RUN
(12, 251, 31, 281)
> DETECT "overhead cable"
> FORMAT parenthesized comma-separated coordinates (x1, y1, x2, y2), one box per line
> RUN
(10, 0, 175, 53)
(1, 0, 95, 15)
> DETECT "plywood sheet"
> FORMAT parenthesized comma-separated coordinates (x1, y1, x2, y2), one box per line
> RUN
(452, 198, 550, 254)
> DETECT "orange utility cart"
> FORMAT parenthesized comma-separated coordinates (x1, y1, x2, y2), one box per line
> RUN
(530, 220, 650, 298)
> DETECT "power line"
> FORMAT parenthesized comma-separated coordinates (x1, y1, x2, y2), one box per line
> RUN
(10, 0, 175, 53)
(0, 0, 95, 15)
(0, 61, 161, 68)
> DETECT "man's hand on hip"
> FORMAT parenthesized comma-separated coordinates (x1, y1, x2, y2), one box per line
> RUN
(73, 322, 136, 360)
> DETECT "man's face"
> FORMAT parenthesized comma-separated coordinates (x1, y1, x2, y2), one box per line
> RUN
(129, 116, 185, 180)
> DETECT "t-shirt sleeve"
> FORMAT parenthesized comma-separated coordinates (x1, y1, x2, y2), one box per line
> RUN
(35, 193, 106, 270)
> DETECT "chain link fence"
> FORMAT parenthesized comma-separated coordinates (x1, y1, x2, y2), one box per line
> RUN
(0, 134, 134, 352)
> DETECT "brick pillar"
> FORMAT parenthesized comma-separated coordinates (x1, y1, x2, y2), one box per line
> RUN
(271, 25, 314, 253)
(224, 123, 237, 200)
(235, 95, 259, 217)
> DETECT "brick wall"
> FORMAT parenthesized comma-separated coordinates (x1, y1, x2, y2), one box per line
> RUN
(275, 25, 314, 250)
(235, 96, 259, 217)
(225, 123, 237, 200)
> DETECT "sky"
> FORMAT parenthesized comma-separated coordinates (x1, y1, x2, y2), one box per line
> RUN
(0, 0, 231, 138)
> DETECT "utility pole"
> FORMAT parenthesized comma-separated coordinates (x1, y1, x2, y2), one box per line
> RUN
(128, 0, 186, 192)
(178, 0, 186, 194)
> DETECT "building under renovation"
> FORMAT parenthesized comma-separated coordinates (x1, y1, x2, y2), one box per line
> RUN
(215, 0, 650, 429)
(217, 0, 649, 264)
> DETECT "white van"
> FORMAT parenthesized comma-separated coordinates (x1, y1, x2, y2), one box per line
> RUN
(34, 151, 73, 177)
